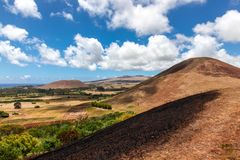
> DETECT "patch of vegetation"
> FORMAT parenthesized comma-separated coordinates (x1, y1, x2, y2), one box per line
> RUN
(0, 125, 25, 138)
(57, 128, 80, 145)
(0, 111, 9, 118)
(89, 94, 113, 101)
(34, 105, 40, 108)
(91, 101, 112, 110)
(0, 112, 135, 159)
(0, 133, 41, 160)
(14, 102, 21, 109)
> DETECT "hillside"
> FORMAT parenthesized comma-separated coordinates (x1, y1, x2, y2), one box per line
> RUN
(38, 80, 88, 89)
(106, 57, 240, 112)
(34, 88, 240, 160)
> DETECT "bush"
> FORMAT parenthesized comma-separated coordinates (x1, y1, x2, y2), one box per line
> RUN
(12, 112, 19, 115)
(0, 111, 9, 118)
(34, 105, 40, 108)
(91, 101, 112, 110)
(0, 133, 41, 159)
(31, 102, 36, 104)
(0, 125, 25, 137)
(14, 102, 21, 109)
(57, 128, 80, 144)
(41, 137, 61, 151)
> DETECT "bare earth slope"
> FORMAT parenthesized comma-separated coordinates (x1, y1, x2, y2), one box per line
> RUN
(34, 88, 240, 160)
(107, 57, 240, 112)
(38, 80, 88, 89)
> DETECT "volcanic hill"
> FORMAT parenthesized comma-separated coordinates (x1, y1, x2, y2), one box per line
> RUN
(38, 80, 88, 89)
(106, 57, 240, 112)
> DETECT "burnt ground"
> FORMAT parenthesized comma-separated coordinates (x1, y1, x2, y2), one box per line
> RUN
(33, 91, 219, 160)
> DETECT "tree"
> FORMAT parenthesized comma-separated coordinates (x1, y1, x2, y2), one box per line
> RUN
(14, 102, 21, 109)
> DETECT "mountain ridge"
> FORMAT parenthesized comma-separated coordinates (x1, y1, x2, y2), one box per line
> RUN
(38, 80, 88, 89)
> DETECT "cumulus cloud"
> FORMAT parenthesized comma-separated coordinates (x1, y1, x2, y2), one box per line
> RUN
(37, 43, 67, 67)
(3, 0, 42, 19)
(100, 35, 179, 71)
(0, 24, 28, 41)
(78, 0, 206, 36)
(0, 41, 34, 66)
(194, 10, 240, 42)
(50, 11, 74, 21)
(181, 34, 240, 66)
(64, 34, 104, 71)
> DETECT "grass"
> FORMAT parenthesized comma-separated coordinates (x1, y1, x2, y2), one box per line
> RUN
(0, 111, 135, 160)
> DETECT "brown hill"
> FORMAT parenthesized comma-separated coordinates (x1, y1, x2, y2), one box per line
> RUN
(107, 57, 240, 113)
(38, 80, 88, 89)
(33, 57, 240, 160)
(33, 88, 240, 160)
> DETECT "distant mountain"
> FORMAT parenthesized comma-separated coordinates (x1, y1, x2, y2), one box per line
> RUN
(38, 80, 88, 89)
(87, 75, 150, 89)
(88, 75, 150, 84)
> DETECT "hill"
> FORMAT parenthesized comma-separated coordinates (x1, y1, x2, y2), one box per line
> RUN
(38, 80, 88, 89)
(106, 57, 240, 112)
(87, 75, 150, 90)
(33, 88, 240, 160)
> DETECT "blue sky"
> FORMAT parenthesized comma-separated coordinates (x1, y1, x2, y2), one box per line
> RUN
(0, 0, 240, 83)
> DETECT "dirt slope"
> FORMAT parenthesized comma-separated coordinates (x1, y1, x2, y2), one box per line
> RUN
(107, 57, 240, 112)
(33, 88, 240, 160)
(38, 80, 88, 89)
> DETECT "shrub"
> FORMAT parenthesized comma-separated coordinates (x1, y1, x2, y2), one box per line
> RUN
(34, 105, 40, 108)
(14, 102, 21, 109)
(91, 101, 112, 110)
(0, 111, 9, 118)
(41, 137, 61, 151)
(57, 128, 80, 144)
(31, 102, 36, 104)
(12, 112, 19, 115)
(0, 125, 25, 137)
(0, 133, 41, 159)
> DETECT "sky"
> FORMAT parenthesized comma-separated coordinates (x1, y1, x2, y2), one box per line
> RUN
(0, 0, 240, 84)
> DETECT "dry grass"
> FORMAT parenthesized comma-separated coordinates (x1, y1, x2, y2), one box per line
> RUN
(0, 99, 89, 125)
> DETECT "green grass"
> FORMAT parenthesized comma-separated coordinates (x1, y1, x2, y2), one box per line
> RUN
(0, 111, 135, 160)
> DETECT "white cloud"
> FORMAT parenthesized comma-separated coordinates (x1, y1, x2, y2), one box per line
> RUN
(50, 11, 74, 21)
(0, 24, 29, 41)
(181, 34, 240, 67)
(78, 0, 206, 36)
(100, 35, 179, 71)
(37, 43, 67, 67)
(3, 0, 42, 19)
(194, 10, 240, 42)
(0, 40, 34, 66)
(20, 75, 31, 80)
(64, 34, 104, 71)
